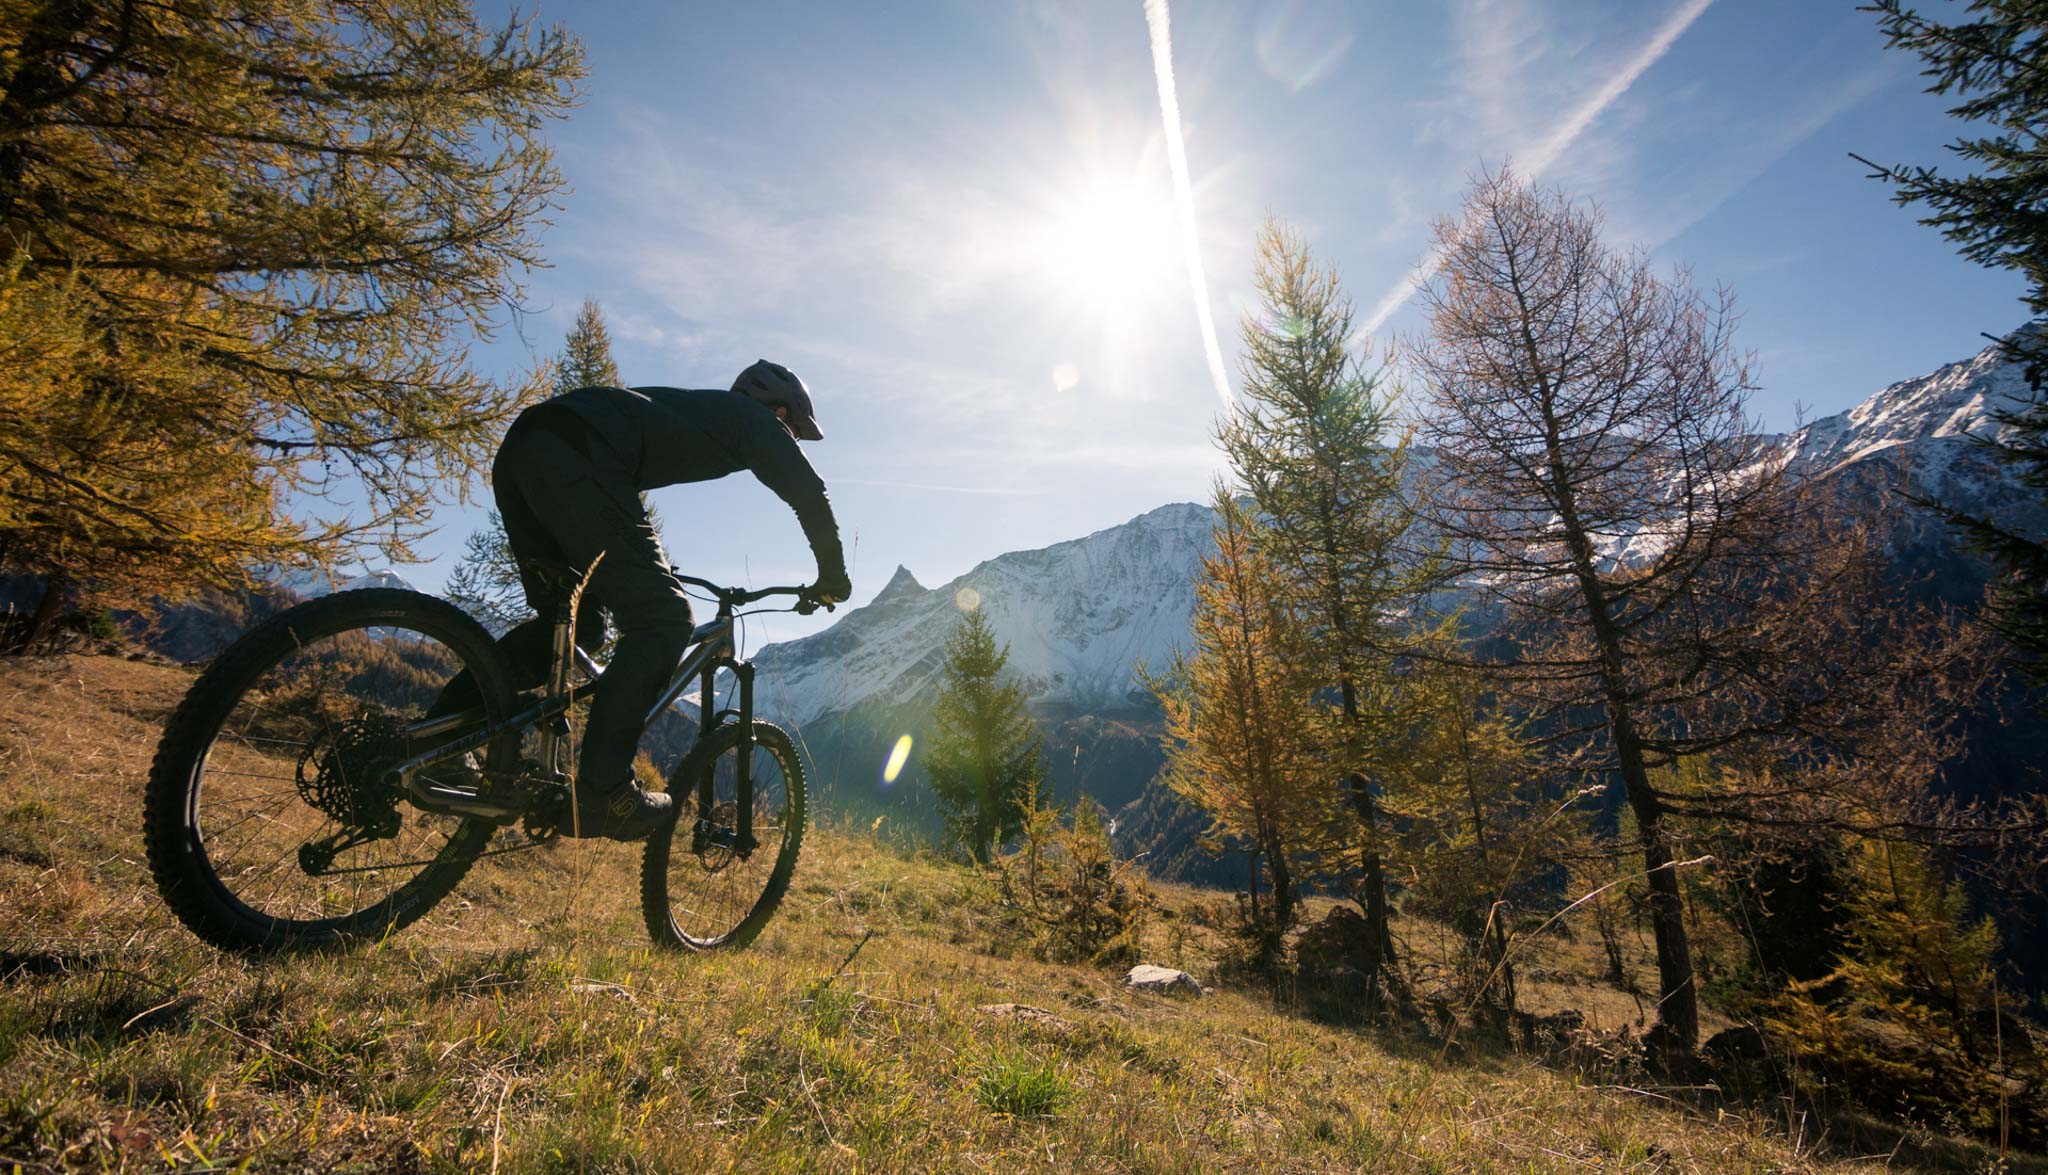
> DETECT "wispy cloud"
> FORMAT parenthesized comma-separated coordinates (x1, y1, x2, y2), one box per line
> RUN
(1634, 62, 1897, 249)
(1144, 0, 1234, 411)
(1362, 0, 1716, 335)
(833, 477, 1047, 497)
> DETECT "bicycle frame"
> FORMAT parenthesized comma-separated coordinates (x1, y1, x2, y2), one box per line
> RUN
(386, 583, 787, 843)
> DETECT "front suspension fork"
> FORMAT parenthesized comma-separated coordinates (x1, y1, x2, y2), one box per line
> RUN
(691, 657, 757, 856)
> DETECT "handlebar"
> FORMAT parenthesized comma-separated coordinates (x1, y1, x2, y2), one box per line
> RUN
(674, 576, 832, 614)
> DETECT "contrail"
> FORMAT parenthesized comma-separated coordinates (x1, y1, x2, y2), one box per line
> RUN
(1144, 0, 1233, 411)
(1361, 0, 1716, 336)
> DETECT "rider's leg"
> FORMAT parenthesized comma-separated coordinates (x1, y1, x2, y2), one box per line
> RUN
(492, 422, 693, 839)
(426, 440, 605, 718)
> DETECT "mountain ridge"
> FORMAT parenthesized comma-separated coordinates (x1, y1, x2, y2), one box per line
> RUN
(742, 328, 2046, 869)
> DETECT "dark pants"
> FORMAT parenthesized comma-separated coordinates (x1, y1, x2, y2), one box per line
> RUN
(480, 413, 694, 792)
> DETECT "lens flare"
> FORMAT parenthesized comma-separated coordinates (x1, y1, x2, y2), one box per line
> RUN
(1255, 0, 1355, 92)
(954, 587, 981, 612)
(1052, 362, 1081, 392)
(882, 734, 913, 785)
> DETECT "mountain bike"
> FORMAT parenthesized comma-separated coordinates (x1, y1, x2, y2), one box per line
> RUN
(143, 564, 822, 953)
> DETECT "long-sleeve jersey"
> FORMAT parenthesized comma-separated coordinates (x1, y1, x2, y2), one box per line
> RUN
(536, 385, 846, 580)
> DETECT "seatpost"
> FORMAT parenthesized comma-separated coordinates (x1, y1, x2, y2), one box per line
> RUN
(547, 602, 577, 703)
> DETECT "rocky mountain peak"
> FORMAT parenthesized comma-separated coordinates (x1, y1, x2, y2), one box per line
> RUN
(872, 564, 926, 606)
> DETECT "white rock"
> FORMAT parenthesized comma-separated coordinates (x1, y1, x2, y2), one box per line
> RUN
(1124, 964, 1203, 996)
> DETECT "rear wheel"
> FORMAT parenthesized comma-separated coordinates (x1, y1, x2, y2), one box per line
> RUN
(640, 720, 806, 950)
(143, 589, 519, 951)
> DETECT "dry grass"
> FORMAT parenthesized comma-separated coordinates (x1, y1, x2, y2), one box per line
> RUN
(0, 653, 2035, 1172)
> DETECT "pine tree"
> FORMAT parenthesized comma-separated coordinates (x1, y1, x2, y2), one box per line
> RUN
(1859, 2, 2048, 680)
(923, 604, 1047, 864)
(1145, 490, 1337, 964)
(0, 1, 580, 649)
(556, 299, 623, 393)
(1218, 219, 1440, 997)
(443, 511, 527, 635)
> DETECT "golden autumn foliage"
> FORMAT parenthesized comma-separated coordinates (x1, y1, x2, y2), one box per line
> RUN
(1146, 491, 1340, 958)
(1767, 840, 2046, 1144)
(0, 0, 581, 637)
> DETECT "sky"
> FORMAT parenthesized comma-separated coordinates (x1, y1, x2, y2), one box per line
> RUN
(399, 0, 2033, 647)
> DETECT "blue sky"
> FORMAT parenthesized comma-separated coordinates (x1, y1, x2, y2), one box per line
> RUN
(411, 0, 2031, 646)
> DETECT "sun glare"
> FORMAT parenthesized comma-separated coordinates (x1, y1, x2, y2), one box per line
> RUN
(1038, 178, 1177, 318)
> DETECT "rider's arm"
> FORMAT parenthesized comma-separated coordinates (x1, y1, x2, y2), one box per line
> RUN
(740, 418, 849, 596)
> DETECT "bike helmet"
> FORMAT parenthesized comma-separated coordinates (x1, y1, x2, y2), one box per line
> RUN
(732, 359, 822, 441)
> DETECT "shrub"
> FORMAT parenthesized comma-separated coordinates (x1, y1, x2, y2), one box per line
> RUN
(996, 799, 1150, 966)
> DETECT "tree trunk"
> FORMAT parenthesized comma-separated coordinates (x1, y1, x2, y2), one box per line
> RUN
(1245, 845, 1263, 949)
(1534, 368, 1701, 1052)
(1339, 670, 1398, 994)
(1263, 830, 1294, 936)
(1604, 669, 1698, 1050)
(1457, 711, 1515, 1012)
(1342, 773, 1395, 1017)
(18, 570, 69, 654)
(974, 747, 995, 864)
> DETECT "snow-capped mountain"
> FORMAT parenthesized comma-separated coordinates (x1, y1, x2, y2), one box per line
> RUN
(1770, 327, 2048, 557)
(269, 566, 417, 600)
(1780, 330, 2033, 478)
(751, 502, 1214, 731)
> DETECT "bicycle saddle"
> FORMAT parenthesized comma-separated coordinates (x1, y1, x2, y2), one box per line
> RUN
(520, 556, 586, 598)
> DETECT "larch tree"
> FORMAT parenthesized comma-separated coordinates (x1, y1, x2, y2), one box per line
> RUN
(1767, 838, 2033, 1138)
(1145, 490, 1337, 964)
(1857, 1, 2048, 681)
(1407, 168, 2008, 1052)
(1217, 219, 1440, 998)
(0, 0, 581, 650)
(923, 603, 1046, 864)
(1386, 665, 1560, 1018)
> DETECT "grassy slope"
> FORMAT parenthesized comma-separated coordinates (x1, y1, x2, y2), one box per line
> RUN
(0, 654, 2030, 1173)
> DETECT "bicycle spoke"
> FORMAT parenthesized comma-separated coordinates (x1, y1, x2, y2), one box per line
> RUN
(180, 617, 498, 932)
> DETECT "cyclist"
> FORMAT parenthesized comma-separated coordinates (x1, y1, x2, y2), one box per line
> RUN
(450, 360, 851, 840)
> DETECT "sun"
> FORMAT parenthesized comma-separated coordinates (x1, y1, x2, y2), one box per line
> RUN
(1035, 176, 1178, 319)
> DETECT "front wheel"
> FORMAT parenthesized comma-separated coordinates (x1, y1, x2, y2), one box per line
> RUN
(640, 720, 807, 950)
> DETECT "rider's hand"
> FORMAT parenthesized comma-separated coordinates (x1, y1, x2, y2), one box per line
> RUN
(814, 568, 851, 607)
